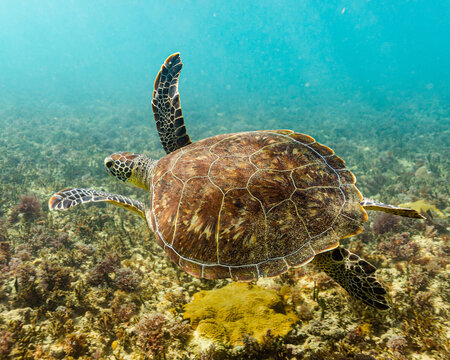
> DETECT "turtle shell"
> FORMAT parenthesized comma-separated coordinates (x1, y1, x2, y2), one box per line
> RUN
(148, 130, 368, 281)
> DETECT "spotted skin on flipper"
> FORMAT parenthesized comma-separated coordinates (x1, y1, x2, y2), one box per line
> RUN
(361, 198, 424, 219)
(49, 188, 146, 219)
(312, 246, 390, 310)
(152, 53, 191, 154)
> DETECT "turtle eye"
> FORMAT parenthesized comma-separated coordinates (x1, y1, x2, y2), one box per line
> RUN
(105, 160, 113, 169)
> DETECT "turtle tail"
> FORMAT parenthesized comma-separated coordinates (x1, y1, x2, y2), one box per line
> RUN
(361, 198, 425, 219)
(312, 247, 390, 310)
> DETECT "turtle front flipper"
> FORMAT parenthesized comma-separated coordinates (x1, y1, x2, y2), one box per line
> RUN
(312, 247, 390, 310)
(361, 198, 425, 219)
(152, 53, 191, 154)
(49, 188, 146, 220)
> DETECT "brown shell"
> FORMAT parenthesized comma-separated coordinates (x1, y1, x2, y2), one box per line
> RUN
(149, 130, 367, 281)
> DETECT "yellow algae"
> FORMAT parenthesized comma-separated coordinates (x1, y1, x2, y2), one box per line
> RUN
(399, 200, 445, 218)
(183, 282, 298, 345)
(196, 319, 228, 343)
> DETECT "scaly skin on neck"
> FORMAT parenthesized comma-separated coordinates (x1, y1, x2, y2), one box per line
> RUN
(104, 152, 158, 191)
(131, 155, 158, 191)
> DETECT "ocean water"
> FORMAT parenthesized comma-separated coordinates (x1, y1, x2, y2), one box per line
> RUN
(0, 1, 448, 359)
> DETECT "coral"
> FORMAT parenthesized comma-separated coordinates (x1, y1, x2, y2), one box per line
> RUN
(0, 90, 448, 359)
(9, 194, 41, 223)
(197, 319, 228, 343)
(183, 282, 298, 345)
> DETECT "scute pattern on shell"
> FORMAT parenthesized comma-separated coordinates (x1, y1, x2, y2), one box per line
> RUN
(149, 130, 367, 281)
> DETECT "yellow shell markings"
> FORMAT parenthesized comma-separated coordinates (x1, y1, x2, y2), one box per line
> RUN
(183, 282, 298, 345)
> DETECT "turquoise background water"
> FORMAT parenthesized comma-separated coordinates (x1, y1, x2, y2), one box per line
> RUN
(1, 1, 448, 112)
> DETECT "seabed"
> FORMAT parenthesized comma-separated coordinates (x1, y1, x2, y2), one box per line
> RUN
(0, 96, 448, 359)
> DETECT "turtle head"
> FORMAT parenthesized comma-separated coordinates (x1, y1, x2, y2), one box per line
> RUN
(104, 152, 155, 191)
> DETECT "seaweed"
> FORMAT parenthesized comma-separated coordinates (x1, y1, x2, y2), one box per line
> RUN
(0, 330, 14, 358)
(6, 316, 42, 359)
(372, 213, 400, 236)
(64, 332, 87, 358)
(136, 313, 191, 359)
(9, 195, 41, 225)
(86, 252, 121, 286)
(113, 267, 141, 292)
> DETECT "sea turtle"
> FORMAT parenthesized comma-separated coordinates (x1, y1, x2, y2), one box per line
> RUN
(49, 53, 424, 310)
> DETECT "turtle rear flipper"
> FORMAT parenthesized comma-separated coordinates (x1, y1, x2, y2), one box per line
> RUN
(312, 247, 390, 310)
(361, 198, 425, 219)
(49, 188, 146, 220)
(152, 53, 191, 154)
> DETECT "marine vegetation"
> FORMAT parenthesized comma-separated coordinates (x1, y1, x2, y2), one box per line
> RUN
(183, 282, 298, 345)
(0, 54, 448, 359)
(398, 199, 445, 218)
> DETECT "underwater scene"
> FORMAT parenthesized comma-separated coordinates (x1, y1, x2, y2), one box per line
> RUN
(0, 1, 448, 359)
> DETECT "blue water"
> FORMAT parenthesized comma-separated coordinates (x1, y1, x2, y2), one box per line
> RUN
(0, 0, 448, 112)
